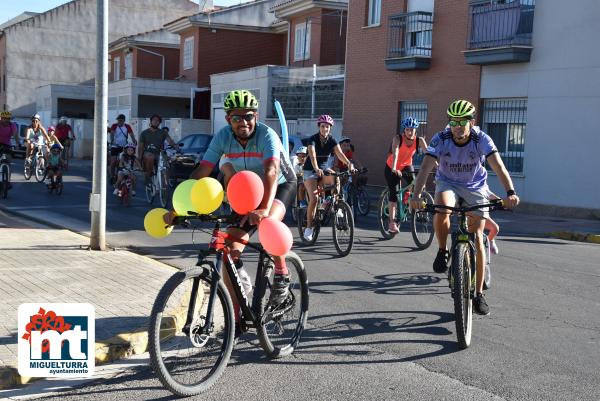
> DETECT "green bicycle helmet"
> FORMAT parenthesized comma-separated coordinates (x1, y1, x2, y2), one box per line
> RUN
(447, 100, 476, 119)
(223, 90, 259, 111)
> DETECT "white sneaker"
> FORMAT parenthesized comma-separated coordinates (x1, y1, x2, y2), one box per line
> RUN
(113, 188, 118, 195)
(303, 227, 313, 241)
(490, 240, 499, 255)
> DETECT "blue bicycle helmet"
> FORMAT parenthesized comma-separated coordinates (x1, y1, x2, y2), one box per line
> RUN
(401, 117, 419, 129)
(51, 143, 62, 151)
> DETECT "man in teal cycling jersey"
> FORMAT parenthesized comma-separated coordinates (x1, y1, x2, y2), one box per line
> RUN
(168, 90, 296, 319)
(410, 99, 519, 316)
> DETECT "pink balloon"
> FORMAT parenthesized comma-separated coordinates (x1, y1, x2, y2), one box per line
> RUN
(227, 171, 264, 214)
(258, 217, 293, 256)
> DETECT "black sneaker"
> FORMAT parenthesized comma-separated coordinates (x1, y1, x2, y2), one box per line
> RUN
(433, 249, 450, 273)
(269, 273, 290, 307)
(474, 293, 490, 315)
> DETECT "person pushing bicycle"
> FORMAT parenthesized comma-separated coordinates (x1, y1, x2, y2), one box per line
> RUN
(410, 100, 519, 315)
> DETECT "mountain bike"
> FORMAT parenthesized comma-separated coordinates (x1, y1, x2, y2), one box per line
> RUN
(377, 177, 435, 249)
(421, 199, 504, 349)
(149, 213, 309, 397)
(0, 145, 12, 199)
(297, 170, 355, 257)
(145, 148, 172, 208)
(24, 144, 47, 183)
(341, 168, 370, 218)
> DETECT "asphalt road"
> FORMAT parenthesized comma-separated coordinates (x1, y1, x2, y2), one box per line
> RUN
(2, 159, 599, 401)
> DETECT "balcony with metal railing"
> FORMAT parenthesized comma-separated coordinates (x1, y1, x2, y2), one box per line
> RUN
(464, 0, 535, 65)
(385, 11, 433, 71)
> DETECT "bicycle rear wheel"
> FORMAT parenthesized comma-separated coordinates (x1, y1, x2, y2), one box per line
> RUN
(256, 251, 309, 358)
(149, 267, 235, 397)
(35, 156, 46, 182)
(356, 188, 370, 216)
(377, 188, 396, 239)
(411, 191, 435, 249)
(452, 242, 473, 349)
(296, 207, 320, 245)
(332, 200, 354, 257)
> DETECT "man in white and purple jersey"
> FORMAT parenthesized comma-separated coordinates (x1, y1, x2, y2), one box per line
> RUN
(410, 100, 519, 316)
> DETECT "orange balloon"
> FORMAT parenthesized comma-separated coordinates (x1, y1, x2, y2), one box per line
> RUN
(258, 217, 293, 256)
(227, 171, 264, 214)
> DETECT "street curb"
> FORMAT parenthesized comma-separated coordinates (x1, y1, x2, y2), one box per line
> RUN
(0, 207, 186, 390)
(546, 231, 600, 244)
(0, 328, 151, 389)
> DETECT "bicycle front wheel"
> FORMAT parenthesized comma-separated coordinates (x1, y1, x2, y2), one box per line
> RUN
(35, 157, 46, 182)
(145, 176, 156, 204)
(411, 191, 435, 249)
(158, 170, 169, 208)
(452, 243, 473, 349)
(256, 251, 309, 358)
(0, 163, 9, 199)
(24, 159, 32, 180)
(377, 188, 396, 239)
(149, 267, 235, 397)
(332, 200, 354, 257)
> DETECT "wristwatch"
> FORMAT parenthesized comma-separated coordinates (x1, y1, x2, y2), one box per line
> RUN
(506, 189, 516, 197)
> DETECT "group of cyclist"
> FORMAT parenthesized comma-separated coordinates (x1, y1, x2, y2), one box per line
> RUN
(160, 90, 519, 325)
(108, 113, 180, 198)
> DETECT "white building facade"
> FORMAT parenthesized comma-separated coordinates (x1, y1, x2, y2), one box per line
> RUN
(473, 0, 600, 217)
(0, 0, 197, 118)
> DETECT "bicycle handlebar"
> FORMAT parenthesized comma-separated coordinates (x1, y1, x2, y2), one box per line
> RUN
(421, 199, 505, 214)
(171, 212, 240, 227)
(322, 167, 367, 178)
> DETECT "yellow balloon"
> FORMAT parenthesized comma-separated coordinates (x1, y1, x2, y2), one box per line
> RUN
(172, 179, 197, 216)
(144, 208, 173, 239)
(191, 177, 224, 214)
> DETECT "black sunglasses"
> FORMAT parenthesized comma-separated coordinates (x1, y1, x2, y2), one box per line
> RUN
(230, 113, 256, 123)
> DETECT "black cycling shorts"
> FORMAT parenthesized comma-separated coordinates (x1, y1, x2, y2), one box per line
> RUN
(231, 179, 297, 234)
(110, 146, 124, 157)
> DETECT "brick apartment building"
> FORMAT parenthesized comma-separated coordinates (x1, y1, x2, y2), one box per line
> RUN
(344, 0, 599, 215)
(344, 0, 480, 185)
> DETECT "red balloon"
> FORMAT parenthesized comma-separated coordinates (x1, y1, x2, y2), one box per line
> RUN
(227, 171, 264, 214)
(258, 217, 293, 256)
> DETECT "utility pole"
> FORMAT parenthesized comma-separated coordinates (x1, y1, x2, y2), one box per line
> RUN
(90, 0, 108, 250)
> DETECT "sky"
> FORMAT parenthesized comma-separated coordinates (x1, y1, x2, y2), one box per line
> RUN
(0, 0, 252, 26)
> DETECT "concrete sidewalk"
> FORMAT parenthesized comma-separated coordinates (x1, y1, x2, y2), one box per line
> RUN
(0, 213, 177, 389)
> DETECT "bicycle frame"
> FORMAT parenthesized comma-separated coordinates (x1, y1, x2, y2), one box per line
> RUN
(179, 215, 273, 337)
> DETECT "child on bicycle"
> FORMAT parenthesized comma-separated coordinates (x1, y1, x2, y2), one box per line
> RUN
(385, 117, 428, 233)
(46, 144, 65, 188)
(291, 146, 308, 207)
(114, 143, 140, 196)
